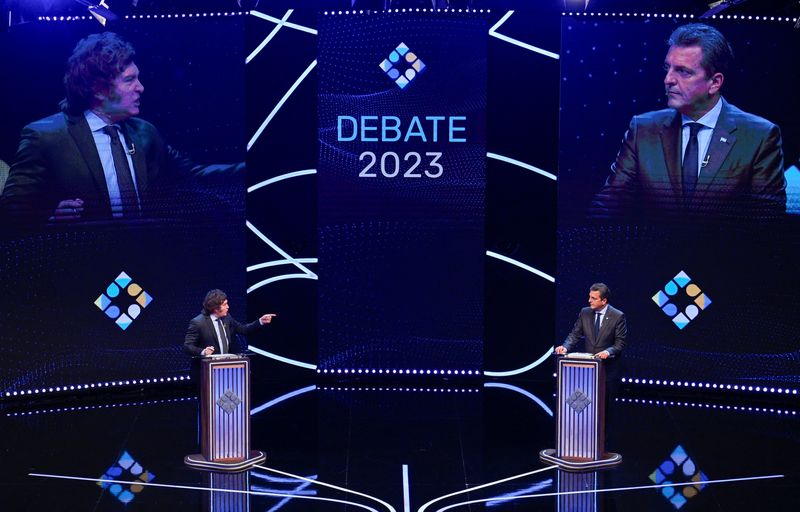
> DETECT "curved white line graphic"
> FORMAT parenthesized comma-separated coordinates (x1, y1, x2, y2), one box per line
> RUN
(247, 9, 293, 64)
(248, 345, 317, 371)
(483, 349, 553, 378)
(251, 384, 316, 415)
(248, 258, 317, 273)
(483, 382, 554, 416)
(246, 221, 317, 278)
(28, 473, 380, 511)
(250, 10, 318, 35)
(247, 169, 317, 194)
(255, 465, 397, 512)
(489, 11, 560, 60)
(432, 474, 785, 511)
(487, 152, 557, 181)
(486, 251, 554, 282)
(416, 465, 557, 512)
(247, 273, 317, 294)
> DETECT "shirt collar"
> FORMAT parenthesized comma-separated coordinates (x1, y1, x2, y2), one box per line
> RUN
(596, 305, 609, 315)
(84, 110, 112, 132)
(210, 314, 221, 321)
(681, 97, 723, 130)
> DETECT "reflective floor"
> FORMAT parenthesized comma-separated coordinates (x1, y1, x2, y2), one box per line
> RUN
(1, 378, 797, 511)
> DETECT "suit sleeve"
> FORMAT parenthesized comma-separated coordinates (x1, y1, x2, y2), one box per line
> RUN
(749, 123, 786, 219)
(183, 318, 204, 356)
(562, 312, 585, 352)
(0, 125, 54, 224)
(589, 116, 639, 219)
(606, 312, 628, 356)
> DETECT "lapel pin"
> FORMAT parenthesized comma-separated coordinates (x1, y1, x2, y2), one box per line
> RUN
(720, 136, 727, 143)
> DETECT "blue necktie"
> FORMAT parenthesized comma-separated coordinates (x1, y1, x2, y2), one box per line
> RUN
(683, 122, 703, 201)
(594, 312, 601, 339)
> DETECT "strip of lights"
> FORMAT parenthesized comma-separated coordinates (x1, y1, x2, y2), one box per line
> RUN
(617, 397, 797, 416)
(620, 377, 798, 396)
(323, 9, 490, 15)
(319, 386, 478, 393)
(6, 397, 196, 417)
(317, 368, 479, 376)
(562, 12, 798, 23)
(38, 12, 248, 22)
(3, 375, 190, 399)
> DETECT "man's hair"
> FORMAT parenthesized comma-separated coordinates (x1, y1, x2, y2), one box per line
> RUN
(203, 289, 228, 315)
(668, 23, 734, 77)
(590, 283, 611, 301)
(59, 32, 136, 115)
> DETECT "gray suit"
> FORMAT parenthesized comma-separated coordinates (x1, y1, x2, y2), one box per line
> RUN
(562, 305, 627, 357)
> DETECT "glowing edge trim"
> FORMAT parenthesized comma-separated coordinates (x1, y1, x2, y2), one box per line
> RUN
(28, 473, 379, 511)
(489, 11, 560, 60)
(487, 152, 556, 181)
(432, 474, 785, 511)
(255, 464, 397, 512)
(483, 382, 553, 416)
(251, 384, 317, 415)
(247, 345, 317, 371)
(403, 464, 411, 512)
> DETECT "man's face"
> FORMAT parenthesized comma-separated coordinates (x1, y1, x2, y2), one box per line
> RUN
(213, 299, 230, 318)
(587, 290, 608, 311)
(97, 63, 144, 122)
(663, 45, 722, 119)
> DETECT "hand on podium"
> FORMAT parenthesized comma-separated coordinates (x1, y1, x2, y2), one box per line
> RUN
(595, 350, 610, 359)
(201, 346, 215, 356)
(554, 346, 567, 355)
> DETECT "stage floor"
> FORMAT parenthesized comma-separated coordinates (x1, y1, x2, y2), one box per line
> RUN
(1, 380, 797, 511)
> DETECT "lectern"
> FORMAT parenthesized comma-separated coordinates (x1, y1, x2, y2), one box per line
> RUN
(184, 355, 265, 471)
(540, 354, 622, 470)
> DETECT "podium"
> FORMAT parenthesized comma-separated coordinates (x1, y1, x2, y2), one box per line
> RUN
(184, 355, 266, 471)
(540, 354, 621, 470)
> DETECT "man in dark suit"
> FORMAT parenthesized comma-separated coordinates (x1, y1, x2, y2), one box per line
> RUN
(556, 283, 627, 361)
(0, 32, 238, 225)
(591, 23, 785, 222)
(184, 289, 276, 357)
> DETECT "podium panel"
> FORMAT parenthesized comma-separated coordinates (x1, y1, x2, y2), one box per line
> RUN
(185, 355, 265, 472)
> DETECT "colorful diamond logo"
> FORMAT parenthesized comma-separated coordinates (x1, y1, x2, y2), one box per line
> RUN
(649, 445, 707, 509)
(94, 271, 154, 330)
(379, 42, 426, 89)
(652, 271, 711, 329)
(98, 451, 155, 504)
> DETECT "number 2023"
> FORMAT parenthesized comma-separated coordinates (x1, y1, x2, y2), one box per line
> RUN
(358, 151, 443, 178)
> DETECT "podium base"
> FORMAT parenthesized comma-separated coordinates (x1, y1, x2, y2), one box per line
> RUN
(539, 448, 622, 471)
(184, 450, 266, 472)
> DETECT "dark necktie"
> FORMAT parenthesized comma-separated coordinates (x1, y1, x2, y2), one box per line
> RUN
(594, 312, 601, 339)
(682, 122, 703, 200)
(216, 319, 228, 354)
(102, 125, 140, 216)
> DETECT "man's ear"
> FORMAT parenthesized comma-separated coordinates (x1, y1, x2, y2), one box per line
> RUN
(708, 72, 724, 95)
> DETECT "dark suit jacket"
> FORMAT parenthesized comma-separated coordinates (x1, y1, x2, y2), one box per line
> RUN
(0, 112, 234, 224)
(562, 305, 627, 358)
(591, 99, 786, 222)
(183, 312, 263, 356)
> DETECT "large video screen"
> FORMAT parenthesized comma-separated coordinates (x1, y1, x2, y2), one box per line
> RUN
(0, 18, 247, 397)
(557, 17, 800, 388)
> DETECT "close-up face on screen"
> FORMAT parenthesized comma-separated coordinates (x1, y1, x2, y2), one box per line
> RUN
(557, 16, 800, 389)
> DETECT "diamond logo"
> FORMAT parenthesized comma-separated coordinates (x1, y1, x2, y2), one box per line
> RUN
(217, 389, 242, 414)
(649, 445, 708, 509)
(379, 42, 426, 89)
(94, 271, 153, 330)
(566, 389, 591, 414)
(97, 450, 155, 504)
(652, 270, 711, 330)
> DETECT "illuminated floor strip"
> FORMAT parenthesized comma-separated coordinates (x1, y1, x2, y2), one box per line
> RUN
(247, 169, 317, 194)
(250, 10, 318, 35)
(488, 11, 560, 60)
(403, 464, 411, 512)
(483, 382, 554, 416)
(247, 258, 318, 273)
(486, 251, 554, 282)
(247, 345, 317, 371)
(247, 59, 317, 151)
(247, 9, 293, 64)
(432, 474, 785, 512)
(483, 348, 553, 378)
(487, 152, 557, 181)
(417, 465, 558, 512)
(246, 221, 317, 278)
(250, 384, 317, 415)
(255, 465, 397, 512)
(28, 473, 380, 511)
